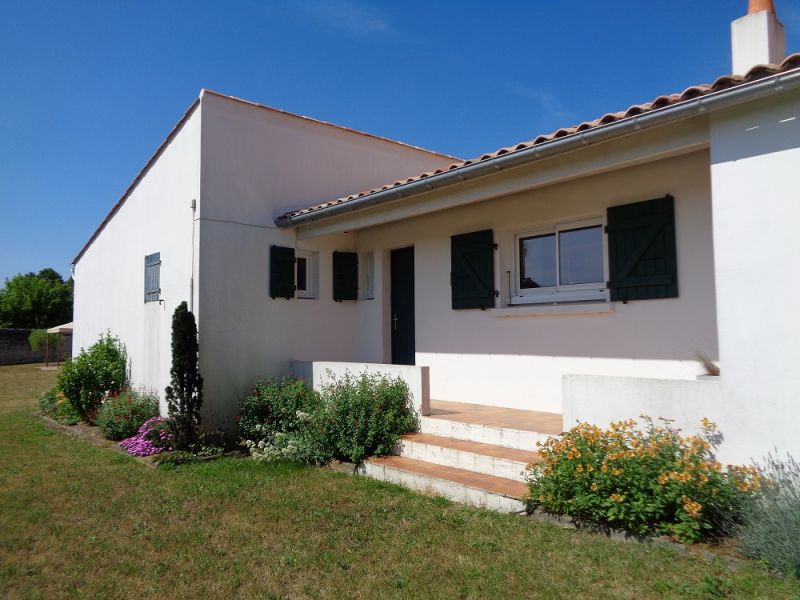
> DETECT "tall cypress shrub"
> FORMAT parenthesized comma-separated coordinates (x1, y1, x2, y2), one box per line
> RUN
(165, 301, 203, 449)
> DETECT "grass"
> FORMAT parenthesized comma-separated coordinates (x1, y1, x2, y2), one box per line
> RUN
(0, 364, 798, 599)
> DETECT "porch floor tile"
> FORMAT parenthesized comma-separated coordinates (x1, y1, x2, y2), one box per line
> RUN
(428, 400, 563, 434)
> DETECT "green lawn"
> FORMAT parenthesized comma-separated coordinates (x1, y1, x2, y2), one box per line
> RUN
(0, 364, 797, 599)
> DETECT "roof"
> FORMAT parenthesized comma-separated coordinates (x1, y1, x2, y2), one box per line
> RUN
(47, 322, 73, 334)
(72, 90, 456, 265)
(278, 53, 800, 225)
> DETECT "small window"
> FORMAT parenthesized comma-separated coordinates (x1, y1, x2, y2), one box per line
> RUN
(144, 252, 161, 303)
(513, 219, 606, 304)
(359, 251, 375, 300)
(295, 250, 318, 299)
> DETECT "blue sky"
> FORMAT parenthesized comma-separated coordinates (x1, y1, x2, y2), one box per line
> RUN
(1, 0, 799, 283)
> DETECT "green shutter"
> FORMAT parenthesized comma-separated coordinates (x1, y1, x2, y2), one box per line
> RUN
(270, 245, 295, 299)
(451, 229, 496, 310)
(607, 195, 678, 302)
(333, 251, 358, 301)
(144, 252, 161, 303)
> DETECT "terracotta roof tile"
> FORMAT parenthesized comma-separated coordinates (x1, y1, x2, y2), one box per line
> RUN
(281, 53, 800, 222)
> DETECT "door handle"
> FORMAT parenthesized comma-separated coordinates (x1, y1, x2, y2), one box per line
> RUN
(392, 314, 399, 331)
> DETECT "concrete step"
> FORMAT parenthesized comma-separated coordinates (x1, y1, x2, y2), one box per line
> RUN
(360, 455, 528, 513)
(419, 414, 552, 450)
(395, 433, 541, 482)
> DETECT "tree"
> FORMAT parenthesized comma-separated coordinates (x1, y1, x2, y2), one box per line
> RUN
(0, 269, 73, 328)
(165, 301, 203, 449)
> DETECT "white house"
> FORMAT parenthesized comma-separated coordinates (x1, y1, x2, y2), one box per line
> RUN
(74, 1, 799, 494)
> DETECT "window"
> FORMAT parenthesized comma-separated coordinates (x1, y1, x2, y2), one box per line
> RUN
(359, 251, 375, 300)
(295, 250, 319, 299)
(513, 218, 606, 304)
(144, 252, 161, 303)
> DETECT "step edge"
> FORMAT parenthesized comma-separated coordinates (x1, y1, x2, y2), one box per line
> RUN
(366, 457, 529, 501)
(397, 438, 541, 466)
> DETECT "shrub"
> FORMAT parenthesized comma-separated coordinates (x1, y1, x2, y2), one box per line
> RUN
(240, 377, 331, 465)
(241, 372, 417, 466)
(95, 389, 160, 440)
(239, 377, 320, 442)
(119, 417, 173, 457)
(28, 329, 58, 353)
(58, 332, 128, 422)
(164, 302, 203, 450)
(39, 386, 81, 425)
(526, 417, 761, 543)
(737, 453, 800, 577)
(322, 371, 416, 464)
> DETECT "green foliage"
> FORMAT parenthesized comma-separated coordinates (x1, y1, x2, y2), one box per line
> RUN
(0, 269, 73, 328)
(57, 332, 128, 422)
(27, 329, 59, 352)
(737, 453, 800, 578)
(95, 389, 160, 440)
(38, 386, 81, 425)
(240, 377, 331, 465)
(239, 377, 320, 442)
(164, 302, 203, 450)
(322, 372, 417, 464)
(526, 417, 761, 543)
(241, 372, 416, 466)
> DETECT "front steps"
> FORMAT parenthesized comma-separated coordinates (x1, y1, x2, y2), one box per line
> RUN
(361, 400, 563, 513)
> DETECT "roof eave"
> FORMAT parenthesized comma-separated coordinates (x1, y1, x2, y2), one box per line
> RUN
(277, 65, 800, 230)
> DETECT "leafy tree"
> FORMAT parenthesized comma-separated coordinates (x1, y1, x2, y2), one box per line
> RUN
(0, 269, 73, 328)
(165, 301, 203, 449)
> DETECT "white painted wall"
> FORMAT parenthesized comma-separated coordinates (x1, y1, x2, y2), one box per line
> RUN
(710, 89, 800, 461)
(560, 375, 749, 462)
(72, 104, 202, 414)
(196, 91, 451, 428)
(348, 150, 718, 413)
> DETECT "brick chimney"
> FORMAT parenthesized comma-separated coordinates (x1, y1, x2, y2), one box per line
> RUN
(731, 0, 786, 74)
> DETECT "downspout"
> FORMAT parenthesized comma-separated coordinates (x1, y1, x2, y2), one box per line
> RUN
(276, 68, 800, 228)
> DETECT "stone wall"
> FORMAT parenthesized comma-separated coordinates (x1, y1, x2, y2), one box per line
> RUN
(0, 329, 72, 365)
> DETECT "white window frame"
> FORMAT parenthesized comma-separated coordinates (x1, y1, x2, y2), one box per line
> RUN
(359, 251, 375, 300)
(511, 216, 608, 305)
(295, 250, 319, 299)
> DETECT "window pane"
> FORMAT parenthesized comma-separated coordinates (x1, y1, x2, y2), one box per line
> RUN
(520, 234, 556, 289)
(296, 257, 307, 291)
(558, 225, 604, 285)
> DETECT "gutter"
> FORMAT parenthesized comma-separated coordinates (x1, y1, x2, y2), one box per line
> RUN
(276, 67, 800, 229)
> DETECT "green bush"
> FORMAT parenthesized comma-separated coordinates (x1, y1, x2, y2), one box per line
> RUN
(58, 332, 128, 422)
(737, 453, 800, 577)
(95, 389, 160, 440)
(39, 386, 81, 425)
(526, 417, 761, 543)
(164, 302, 203, 451)
(28, 329, 59, 353)
(241, 372, 417, 466)
(239, 377, 320, 442)
(322, 372, 416, 464)
(240, 377, 331, 465)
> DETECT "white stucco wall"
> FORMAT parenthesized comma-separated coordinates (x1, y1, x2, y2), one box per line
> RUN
(710, 89, 800, 461)
(72, 104, 202, 413)
(196, 91, 452, 428)
(561, 374, 746, 458)
(347, 150, 718, 413)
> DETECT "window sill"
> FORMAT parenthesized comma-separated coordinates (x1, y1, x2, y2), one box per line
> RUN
(493, 301, 613, 319)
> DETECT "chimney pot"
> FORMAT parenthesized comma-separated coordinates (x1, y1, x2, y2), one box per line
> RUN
(748, 0, 775, 14)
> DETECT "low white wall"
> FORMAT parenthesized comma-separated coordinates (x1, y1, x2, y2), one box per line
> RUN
(290, 360, 430, 416)
(561, 374, 761, 465)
